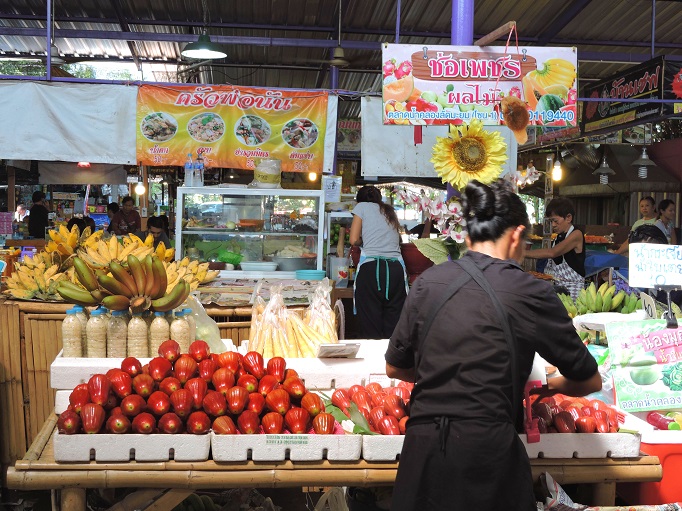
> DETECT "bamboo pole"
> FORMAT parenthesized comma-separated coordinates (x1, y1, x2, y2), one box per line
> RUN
(0, 303, 13, 466)
(61, 487, 87, 511)
(13, 301, 71, 314)
(143, 489, 195, 511)
(105, 489, 164, 511)
(9, 302, 25, 463)
(474, 21, 516, 47)
(23, 315, 39, 446)
(24, 414, 57, 461)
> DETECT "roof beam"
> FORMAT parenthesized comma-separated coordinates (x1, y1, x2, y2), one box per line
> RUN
(108, 0, 140, 69)
(536, 0, 593, 46)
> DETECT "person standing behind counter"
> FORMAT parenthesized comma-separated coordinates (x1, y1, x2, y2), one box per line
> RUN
(349, 185, 408, 339)
(385, 179, 601, 511)
(525, 197, 585, 300)
(27, 191, 49, 239)
(654, 199, 677, 245)
(110, 196, 141, 236)
(613, 196, 657, 255)
(135, 215, 171, 249)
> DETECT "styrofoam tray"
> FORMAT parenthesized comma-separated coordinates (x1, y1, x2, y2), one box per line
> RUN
(361, 435, 404, 461)
(211, 433, 362, 462)
(53, 431, 210, 462)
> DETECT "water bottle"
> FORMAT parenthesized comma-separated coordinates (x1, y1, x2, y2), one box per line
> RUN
(195, 153, 204, 186)
(184, 153, 194, 187)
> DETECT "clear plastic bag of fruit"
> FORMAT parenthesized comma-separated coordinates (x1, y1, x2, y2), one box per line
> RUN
(249, 285, 296, 357)
(304, 278, 338, 344)
(185, 294, 224, 354)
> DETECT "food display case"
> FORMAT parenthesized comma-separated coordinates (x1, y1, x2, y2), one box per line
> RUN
(176, 187, 324, 277)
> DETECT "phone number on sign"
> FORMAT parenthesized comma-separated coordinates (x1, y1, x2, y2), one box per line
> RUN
(529, 110, 576, 123)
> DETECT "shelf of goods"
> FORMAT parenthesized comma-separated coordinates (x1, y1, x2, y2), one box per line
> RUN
(0, 298, 251, 472)
(176, 187, 325, 278)
(5, 337, 663, 510)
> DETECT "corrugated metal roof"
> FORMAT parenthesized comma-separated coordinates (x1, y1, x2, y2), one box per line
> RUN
(2, 0, 682, 118)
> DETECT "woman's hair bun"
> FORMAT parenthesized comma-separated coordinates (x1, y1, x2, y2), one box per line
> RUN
(464, 180, 496, 221)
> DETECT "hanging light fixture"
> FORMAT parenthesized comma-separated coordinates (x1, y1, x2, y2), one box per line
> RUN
(632, 147, 656, 179)
(48, 0, 65, 65)
(552, 148, 562, 181)
(181, 0, 226, 60)
(134, 182, 146, 195)
(593, 156, 615, 185)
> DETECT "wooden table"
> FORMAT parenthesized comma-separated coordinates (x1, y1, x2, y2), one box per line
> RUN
(6, 415, 663, 510)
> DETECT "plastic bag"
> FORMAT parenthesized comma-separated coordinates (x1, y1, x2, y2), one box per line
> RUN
(249, 158, 282, 189)
(304, 278, 338, 344)
(247, 284, 296, 357)
(185, 294, 224, 354)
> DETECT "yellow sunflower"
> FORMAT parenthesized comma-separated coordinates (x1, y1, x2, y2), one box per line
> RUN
(430, 119, 507, 190)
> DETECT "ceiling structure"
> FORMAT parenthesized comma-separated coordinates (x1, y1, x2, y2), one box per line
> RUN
(2, 0, 682, 120)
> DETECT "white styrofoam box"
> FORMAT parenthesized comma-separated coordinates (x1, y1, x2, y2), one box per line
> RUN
(521, 432, 641, 458)
(55, 390, 69, 414)
(211, 433, 362, 462)
(361, 435, 404, 461)
(53, 431, 210, 462)
(50, 351, 152, 390)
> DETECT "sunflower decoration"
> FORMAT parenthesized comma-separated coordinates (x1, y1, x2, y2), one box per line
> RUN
(430, 119, 507, 190)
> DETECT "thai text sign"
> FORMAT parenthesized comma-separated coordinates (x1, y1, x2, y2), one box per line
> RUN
(629, 242, 682, 288)
(380, 43, 578, 130)
(136, 85, 328, 172)
(607, 319, 682, 412)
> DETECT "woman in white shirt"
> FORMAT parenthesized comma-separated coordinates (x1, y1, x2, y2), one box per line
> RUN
(655, 199, 677, 245)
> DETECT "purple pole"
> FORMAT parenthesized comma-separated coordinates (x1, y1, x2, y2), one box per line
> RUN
(446, 0, 474, 199)
(46, 0, 52, 80)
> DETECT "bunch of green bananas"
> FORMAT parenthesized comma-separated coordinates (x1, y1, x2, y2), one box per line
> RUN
(56, 254, 190, 313)
(571, 282, 639, 315)
(557, 293, 578, 318)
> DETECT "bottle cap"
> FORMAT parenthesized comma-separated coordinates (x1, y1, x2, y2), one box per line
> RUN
(73, 305, 84, 312)
(183, 308, 192, 315)
(90, 309, 102, 316)
(66, 308, 78, 315)
(112, 310, 127, 316)
(174, 310, 185, 317)
(154, 311, 165, 317)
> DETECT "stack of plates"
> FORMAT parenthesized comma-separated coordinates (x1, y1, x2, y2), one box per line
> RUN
(240, 261, 278, 272)
(295, 270, 326, 280)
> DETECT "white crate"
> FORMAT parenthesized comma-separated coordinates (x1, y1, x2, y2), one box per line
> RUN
(53, 431, 210, 462)
(211, 432, 362, 462)
(361, 435, 404, 461)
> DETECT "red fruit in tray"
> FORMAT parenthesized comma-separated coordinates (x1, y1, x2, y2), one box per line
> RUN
(186, 411, 211, 435)
(237, 410, 260, 434)
(141, 363, 150, 375)
(300, 392, 325, 418)
(217, 351, 241, 373)
(185, 377, 208, 410)
(69, 386, 91, 414)
(266, 356, 287, 383)
(397, 380, 414, 392)
(258, 375, 280, 397)
(81, 403, 106, 434)
(283, 368, 299, 380)
(158, 412, 184, 434)
(553, 411, 576, 433)
(285, 407, 310, 434)
(57, 409, 81, 435)
(106, 414, 131, 434)
(377, 415, 401, 435)
(132, 374, 155, 399)
(247, 392, 266, 415)
(148, 356, 173, 382)
(212, 415, 238, 435)
(383, 394, 407, 420)
(108, 369, 132, 399)
(364, 382, 383, 396)
(109, 406, 124, 417)
(331, 389, 351, 412)
(566, 406, 582, 422)
(265, 388, 291, 415)
(389, 386, 411, 404)
(531, 401, 553, 424)
(398, 416, 408, 434)
(147, 390, 172, 417)
(121, 394, 147, 417)
(209, 353, 221, 366)
(281, 377, 307, 399)
(371, 392, 388, 409)
(159, 377, 182, 396)
(198, 358, 218, 383)
(238, 374, 259, 393)
(121, 357, 143, 378)
(312, 412, 335, 435)
(348, 385, 364, 398)
(351, 390, 373, 415)
(593, 409, 609, 425)
(189, 340, 211, 362)
(132, 412, 156, 434)
(606, 407, 619, 428)
(368, 407, 386, 430)
(158, 339, 181, 363)
(580, 405, 595, 417)
(212, 367, 236, 396)
(575, 416, 597, 433)
(242, 351, 266, 379)
(87, 374, 111, 406)
(590, 399, 609, 411)
(261, 411, 285, 434)
(170, 389, 194, 418)
(103, 392, 119, 411)
(595, 418, 610, 433)
(202, 390, 228, 417)
(226, 385, 250, 415)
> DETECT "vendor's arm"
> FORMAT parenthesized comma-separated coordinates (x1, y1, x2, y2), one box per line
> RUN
(612, 238, 629, 255)
(386, 363, 415, 383)
(543, 372, 602, 397)
(525, 229, 583, 259)
(349, 214, 363, 246)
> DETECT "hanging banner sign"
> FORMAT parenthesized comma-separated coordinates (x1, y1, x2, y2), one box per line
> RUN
(380, 43, 578, 135)
(581, 57, 665, 134)
(136, 85, 328, 172)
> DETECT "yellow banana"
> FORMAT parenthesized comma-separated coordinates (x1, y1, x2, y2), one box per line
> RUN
(611, 290, 626, 310)
(108, 236, 120, 260)
(127, 254, 147, 297)
(58, 224, 70, 241)
(143, 234, 154, 247)
(97, 240, 112, 262)
(597, 282, 609, 296)
(164, 248, 175, 261)
(73, 256, 100, 292)
(126, 233, 144, 245)
(44, 265, 58, 280)
(155, 242, 166, 260)
(5, 288, 37, 300)
(165, 261, 178, 274)
(195, 269, 207, 284)
(67, 228, 79, 249)
(49, 229, 62, 242)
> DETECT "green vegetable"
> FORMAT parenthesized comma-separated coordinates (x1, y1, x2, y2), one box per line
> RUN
(662, 363, 682, 391)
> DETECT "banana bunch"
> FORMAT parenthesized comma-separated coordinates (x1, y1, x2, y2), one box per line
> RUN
(3, 262, 67, 301)
(45, 224, 92, 258)
(154, 241, 175, 262)
(164, 257, 220, 292)
(77, 234, 154, 270)
(557, 293, 578, 318)
(621, 292, 643, 315)
(573, 282, 639, 315)
(57, 254, 191, 313)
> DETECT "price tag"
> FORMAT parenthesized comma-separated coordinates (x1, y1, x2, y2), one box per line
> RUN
(316, 342, 360, 358)
(629, 243, 682, 288)
(640, 292, 656, 319)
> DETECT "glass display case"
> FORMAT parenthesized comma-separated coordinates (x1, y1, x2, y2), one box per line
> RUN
(176, 186, 325, 276)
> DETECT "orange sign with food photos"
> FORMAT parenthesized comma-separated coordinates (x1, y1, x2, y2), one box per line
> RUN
(136, 85, 328, 172)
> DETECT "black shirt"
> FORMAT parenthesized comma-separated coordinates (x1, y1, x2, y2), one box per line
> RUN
(27, 204, 49, 239)
(386, 251, 597, 424)
(551, 227, 586, 276)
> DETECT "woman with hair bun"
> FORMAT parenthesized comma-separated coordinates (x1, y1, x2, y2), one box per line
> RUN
(654, 199, 677, 245)
(385, 179, 600, 511)
(349, 185, 408, 339)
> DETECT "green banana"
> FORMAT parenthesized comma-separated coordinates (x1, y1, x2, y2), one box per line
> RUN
(98, 274, 134, 298)
(150, 280, 190, 312)
(602, 290, 613, 312)
(102, 294, 131, 311)
(595, 292, 603, 312)
(597, 281, 609, 296)
(109, 260, 138, 296)
(73, 256, 99, 292)
(611, 290, 626, 310)
(127, 255, 147, 298)
(57, 281, 99, 306)
(588, 282, 597, 304)
(151, 257, 167, 300)
(143, 255, 155, 297)
(605, 284, 616, 297)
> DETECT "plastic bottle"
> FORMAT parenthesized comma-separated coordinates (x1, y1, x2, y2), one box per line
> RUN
(61, 308, 83, 358)
(646, 411, 681, 430)
(195, 153, 204, 186)
(107, 310, 128, 358)
(86, 309, 107, 358)
(170, 310, 191, 354)
(72, 305, 89, 357)
(183, 307, 197, 343)
(149, 311, 170, 358)
(128, 312, 149, 358)
(184, 153, 194, 187)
